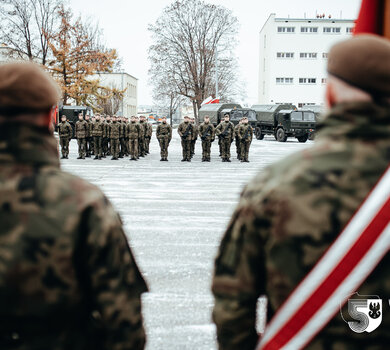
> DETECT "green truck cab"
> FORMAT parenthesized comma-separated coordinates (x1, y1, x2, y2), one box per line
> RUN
(252, 104, 316, 142)
(198, 103, 256, 126)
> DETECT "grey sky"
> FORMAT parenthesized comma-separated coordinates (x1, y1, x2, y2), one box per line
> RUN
(69, 0, 361, 106)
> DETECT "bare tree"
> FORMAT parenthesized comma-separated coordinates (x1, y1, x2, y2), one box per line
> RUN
(148, 0, 240, 121)
(94, 83, 125, 115)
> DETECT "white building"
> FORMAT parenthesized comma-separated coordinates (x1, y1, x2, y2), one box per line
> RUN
(93, 72, 138, 117)
(258, 14, 355, 107)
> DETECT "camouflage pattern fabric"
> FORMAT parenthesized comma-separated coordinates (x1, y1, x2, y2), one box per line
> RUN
(190, 123, 198, 157)
(138, 122, 146, 157)
(212, 101, 390, 350)
(216, 121, 234, 161)
(127, 122, 140, 159)
(75, 120, 88, 158)
(91, 121, 104, 158)
(58, 121, 72, 158)
(234, 124, 241, 160)
(0, 123, 148, 350)
(178, 122, 193, 160)
(119, 122, 127, 157)
(156, 123, 172, 160)
(238, 124, 253, 162)
(145, 123, 152, 154)
(199, 122, 215, 161)
(102, 121, 110, 156)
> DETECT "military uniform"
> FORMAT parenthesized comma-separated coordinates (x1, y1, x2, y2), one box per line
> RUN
(109, 121, 121, 160)
(91, 119, 104, 159)
(217, 120, 224, 157)
(145, 123, 152, 154)
(234, 123, 241, 160)
(138, 121, 146, 157)
(190, 122, 198, 158)
(75, 119, 88, 159)
(102, 120, 110, 157)
(198, 121, 215, 162)
(238, 123, 253, 162)
(119, 121, 126, 158)
(85, 119, 92, 157)
(58, 120, 72, 158)
(127, 121, 140, 160)
(215, 120, 234, 162)
(212, 101, 390, 350)
(177, 121, 193, 161)
(156, 122, 172, 161)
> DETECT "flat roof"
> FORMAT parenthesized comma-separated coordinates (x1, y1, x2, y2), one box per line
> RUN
(95, 71, 138, 80)
(274, 18, 355, 23)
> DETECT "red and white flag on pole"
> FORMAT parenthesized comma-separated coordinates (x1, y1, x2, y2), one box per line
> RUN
(256, 166, 390, 350)
(201, 96, 220, 105)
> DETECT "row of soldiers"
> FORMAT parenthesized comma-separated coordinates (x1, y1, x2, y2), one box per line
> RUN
(178, 114, 253, 162)
(58, 114, 153, 160)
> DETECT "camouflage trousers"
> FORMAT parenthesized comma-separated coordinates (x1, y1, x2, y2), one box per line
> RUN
(240, 140, 251, 161)
(158, 137, 169, 159)
(77, 138, 86, 158)
(139, 137, 145, 156)
(181, 139, 191, 160)
(201, 140, 212, 160)
(119, 138, 126, 157)
(218, 138, 222, 156)
(102, 137, 110, 156)
(93, 136, 102, 157)
(129, 138, 138, 159)
(220, 138, 232, 160)
(235, 137, 241, 159)
(111, 138, 120, 158)
(59, 137, 70, 157)
(86, 137, 93, 156)
(145, 137, 151, 153)
(191, 139, 196, 156)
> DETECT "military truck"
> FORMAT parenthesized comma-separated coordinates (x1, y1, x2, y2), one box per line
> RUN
(252, 104, 316, 142)
(302, 105, 325, 140)
(58, 105, 93, 138)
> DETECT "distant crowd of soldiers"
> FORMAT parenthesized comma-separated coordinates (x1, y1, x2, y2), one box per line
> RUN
(58, 113, 254, 162)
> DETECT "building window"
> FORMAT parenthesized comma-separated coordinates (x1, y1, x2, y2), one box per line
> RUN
(321, 78, 327, 84)
(298, 102, 316, 108)
(322, 52, 328, 59)
(323, 27, 341, 33)
(299, 78, 316, 84)
(301, 26, 318, 33)
(300, 52, 317, 59)
(346, 27, 353, 33)
(277, 26, 295, 33)
(276, 52, 294, 58)
(276, 77, 294, 84)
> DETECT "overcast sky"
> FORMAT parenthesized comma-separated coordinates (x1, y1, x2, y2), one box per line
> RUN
(69, 0, 362, 106)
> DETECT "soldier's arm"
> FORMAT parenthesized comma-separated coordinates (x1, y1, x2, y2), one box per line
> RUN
(168, 126, 172, 141)
(212, 187, 268, 350)
(215, 124, 221, 136)
(80, 197, 148, 350)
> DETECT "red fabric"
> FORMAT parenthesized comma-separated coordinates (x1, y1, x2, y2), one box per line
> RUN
(354, 0, 384, 35)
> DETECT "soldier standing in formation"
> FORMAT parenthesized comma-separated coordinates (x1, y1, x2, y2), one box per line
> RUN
(190, 117, 198, 159)
(119, 116, 126, 158)
(58, 114, 72, 159)
(109, 115, 121, 160)
(102, 115, 111, 157)
(238, 117, 253, 162)
(85, 114, 92, 157)
(75, 113, 88, 159)
(138, 116, 146, 157)
(156, 116, 172, 161)
(234, 119, 242, 160)
(127, 115, 140, 161)
(0, 62, 148, 349)
(91, 113, 104, 160)
(217, 118, 224, 157)
(215, 114, 234, 162)
(124, 117, 130, 156)
(178, 115, 193, 162)
(145, 119, 153, 154)
(199, 115, 215, 162)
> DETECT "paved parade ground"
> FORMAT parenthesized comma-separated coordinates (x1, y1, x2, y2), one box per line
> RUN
(61, 131, 313, 350)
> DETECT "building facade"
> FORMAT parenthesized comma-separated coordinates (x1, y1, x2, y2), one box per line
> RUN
(258, 14, 355, 107)
(94, 72, 138, 118)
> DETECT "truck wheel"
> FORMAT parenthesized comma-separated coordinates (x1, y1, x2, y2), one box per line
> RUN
(276, 128, 287, 142)
(255, 127, 264, 140)
(297, 135, 308, 143)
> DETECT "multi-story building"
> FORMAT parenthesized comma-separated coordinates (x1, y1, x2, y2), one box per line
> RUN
(258, 14, 355, 107)
(92, 72, 138, 118)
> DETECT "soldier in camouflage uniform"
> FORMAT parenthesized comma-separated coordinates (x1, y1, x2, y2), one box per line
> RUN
(102, 115, 111, 157)
(0, 62, 148, 350)
(91, 114, 104, 160)
(178, 116, 193, 162)
(58, 115, 72, 159)
(238, 117, 253, 163)
(84, 114, 92, 157)
(199, 115, 215, 162)
(217, 119, 224, 157)
(119, 117, 126, 158)
(145, 120, 152, 155)
(109, 116, 121, 160)
(138, 116, 146, 157)
(190, 117, 198, 159)
(234, 119, 242, 160)
(75, 114, 88, 159)
(156, 116, 172, 161)
(215, 114, 234, 162)
(127, 116, 140, 161)
(123, 117, 130, 156)
(212, 35, 390, 350)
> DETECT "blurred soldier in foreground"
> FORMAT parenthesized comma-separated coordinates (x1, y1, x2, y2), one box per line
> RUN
(75, 113, 87, 159)
(109, 115, 121, 160)
(127, 115, 140, 161)
(234, 119, 242, 160)
(238, 117, 253, 163)
(199, 115, 215, 162)
(212, 35, 390, 350)
(145, 119, 153, 155)
(215, 114, 234, 162)
(58, 114, 72, 159)
(91, 114, 104, 160)
(178, 115, 193, 162)
(156, 116, 172, 161)
(0, 62, 148, 349)
(190, 117, 198, 158)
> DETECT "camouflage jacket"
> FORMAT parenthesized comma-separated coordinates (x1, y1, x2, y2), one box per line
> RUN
(127, 122, 140, 139)
(0, 123, 148, 350)
(91, 121, 104, 137)
(177, 122, 193, 141)
(138, 122, 146, 139)
(119, 122, 126, 138)
(212, 101, 390, 350)
(85, 120, 91, 138)
(191, 123, 198, 141)
(156, 123, 172, 140)
(75, 120, 88, 139)
(145, 123, 152, 138)
(215, 121, 234, 140)
(238, 124, 253, 142)
(58, 121, 73, 139)
(198, 122, 215, 141)
(234, 124, 240, 139)
(109, 122, 121, 140)
(103, 121, 110, 138)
